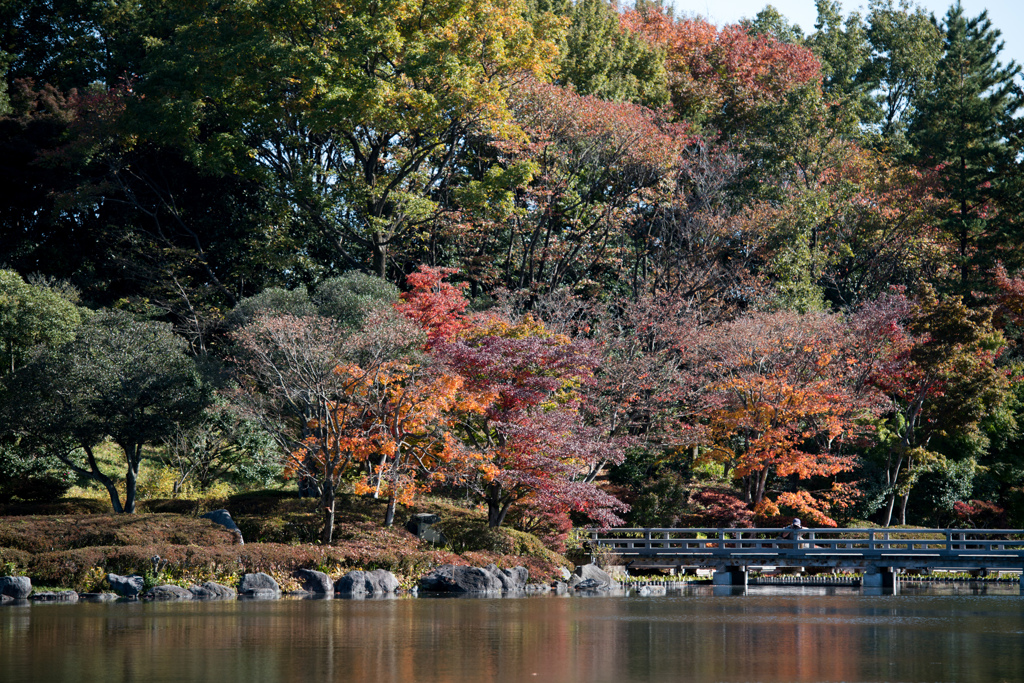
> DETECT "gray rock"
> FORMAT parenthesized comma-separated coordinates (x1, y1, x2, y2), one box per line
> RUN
(201, 509, 244, 544)
(419, 565, 503, 593)
(524, 583, 550, 593)
(0, 576, 32, 599)
(188, 582, 237, 600)
(107, 573, 145, 598)
(79, 593, 119, 603)
(1, 594, 13, 604)
(574, 563, 615, 589)
(293, 569, 333, 595)
(238, 572, 280, 598)
(575, 578, 601, 590)
(143, 585, 193, 601)
(502, 566, 530, 590)
(335, 569, 400, 596)
(482, 564, 530, 592)
(552, 581, 568, 594)
(30, 591, 79, 603)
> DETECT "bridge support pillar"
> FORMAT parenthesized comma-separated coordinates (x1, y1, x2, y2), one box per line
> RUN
(713, 566, 747, 586)
(863, 567, 898, 588)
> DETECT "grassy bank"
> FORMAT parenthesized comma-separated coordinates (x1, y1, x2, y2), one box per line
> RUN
(0, 492, 571, 592)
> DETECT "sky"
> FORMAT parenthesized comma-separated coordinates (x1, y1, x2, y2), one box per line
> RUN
(670, 1, 1024, 71)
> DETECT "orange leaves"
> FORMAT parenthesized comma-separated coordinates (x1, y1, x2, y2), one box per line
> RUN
(699, 310, 872, 517)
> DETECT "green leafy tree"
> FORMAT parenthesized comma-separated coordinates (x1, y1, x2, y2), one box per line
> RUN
(7, 310, 211, 513)
(861, 0, 943, 145)
(554, 0, 669, 107)
(0, 269, 81, 375)
(135, 0, 558, 280)
(807, 0, 872, 134)
(908, 3, 1022, 293)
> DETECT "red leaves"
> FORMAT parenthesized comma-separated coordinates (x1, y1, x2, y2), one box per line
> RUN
(621, 7, 821, 127)
(395, 266, 471, 346)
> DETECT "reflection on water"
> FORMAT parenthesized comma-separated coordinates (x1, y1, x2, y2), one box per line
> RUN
(2, 586, 1023, 683)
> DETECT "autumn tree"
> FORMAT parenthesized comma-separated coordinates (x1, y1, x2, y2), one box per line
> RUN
(231, 309, 423, 541)
(400, 268, 627, 527)
(451, 78, 686, 297)
(698, 311, 874, 526)
(621, 5, 821, 138)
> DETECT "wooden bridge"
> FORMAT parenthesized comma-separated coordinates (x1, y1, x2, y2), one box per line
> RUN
(588, 528, 1024, 587)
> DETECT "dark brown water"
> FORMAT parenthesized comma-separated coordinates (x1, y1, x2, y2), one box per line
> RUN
(2, 586, 1023, 683)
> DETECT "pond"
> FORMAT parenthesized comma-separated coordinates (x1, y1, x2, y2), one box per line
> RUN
(3, 585, 1023, 683)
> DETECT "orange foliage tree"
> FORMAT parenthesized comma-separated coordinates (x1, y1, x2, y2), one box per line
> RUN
(699, 311, 874, 526)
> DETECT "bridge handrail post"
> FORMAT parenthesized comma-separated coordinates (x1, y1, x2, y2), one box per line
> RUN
(718, 528, 726, 551)
(645, 529, 652, 553)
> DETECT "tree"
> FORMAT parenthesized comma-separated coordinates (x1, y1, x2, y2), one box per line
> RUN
(908, 3, 1022, 292)
(135, 0, 558, 280)
(231, 309, 426, 540)
(698, 311, 874, 525)
(160, 397, 282, 494)
(856, 287, 1009, 526)
(7, 310, 211, 512)
(554, 0, 669, 107)
(621, 6, 821, 137)
(0, 269, 81, 375)
(861, 0, 943, 144)
(344, 355, 470, 527)
(398, 268, 627, 527)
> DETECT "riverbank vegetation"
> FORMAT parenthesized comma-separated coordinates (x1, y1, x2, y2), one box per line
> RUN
(3, 0, 1024, 572)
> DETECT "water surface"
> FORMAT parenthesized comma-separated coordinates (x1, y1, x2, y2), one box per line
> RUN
(2, 585, 1022, 683)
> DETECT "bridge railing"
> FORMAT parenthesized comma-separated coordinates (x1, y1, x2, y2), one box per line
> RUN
(587, 528, 1024, 557)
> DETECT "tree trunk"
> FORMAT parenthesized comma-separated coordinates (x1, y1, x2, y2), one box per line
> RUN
(320, 482, 336, 544)
(122, 443, 142, 514)
(75, 444, 123, 513)
(384, 495, 397, 527)
(485, 482, 512, 528)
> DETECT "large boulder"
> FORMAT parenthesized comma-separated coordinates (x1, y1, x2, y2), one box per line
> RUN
(0, 576, 32, 599)
(189, 582, 237, 600)
(293, 569, 333, 595)
(484, 564, 529, 592)
(201, 509, 244, 544)
(143, 585, 193, 601)
(419, 565, 504, 593)
(335, 569, 400, 596)
(107, 573, 145, 598)
(573, 564, 615, 590)
(30, 591, 79, 603)
(238, 572, 280, 598)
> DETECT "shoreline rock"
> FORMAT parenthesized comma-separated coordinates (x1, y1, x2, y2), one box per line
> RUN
(335, 569, 400, 596)
(419, 564, 530, 594)
(107, 573, 145, 598)
(1, 576, 32, 600)
(238, 572, 280, 599)
(189, 582, 236, 600)
(143, 585, 193, 601)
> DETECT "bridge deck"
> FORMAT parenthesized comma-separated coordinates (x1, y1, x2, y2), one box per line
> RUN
(589, 528, 1024, 571)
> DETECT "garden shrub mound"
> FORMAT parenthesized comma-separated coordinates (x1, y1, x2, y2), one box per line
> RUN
(0, 514, 237, 553)
(0, 493, 571, 592)
(0, 498, 110, 516)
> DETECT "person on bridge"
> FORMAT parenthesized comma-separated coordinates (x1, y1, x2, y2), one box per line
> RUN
(779, 519, 806, 549)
